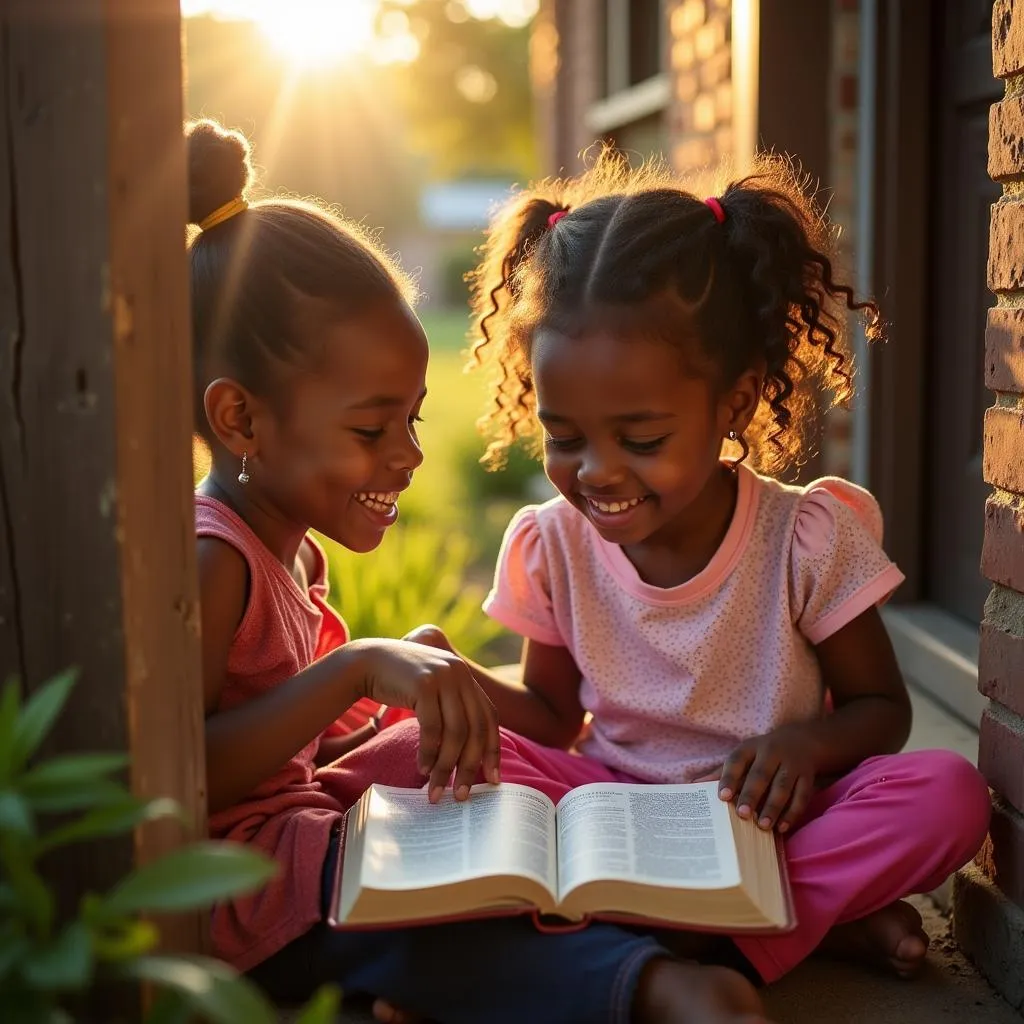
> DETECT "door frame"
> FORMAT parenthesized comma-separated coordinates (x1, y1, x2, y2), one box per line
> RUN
(867, 0, 988, 726)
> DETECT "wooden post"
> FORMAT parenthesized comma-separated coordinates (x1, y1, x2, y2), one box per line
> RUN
(0, 0, 206, 967)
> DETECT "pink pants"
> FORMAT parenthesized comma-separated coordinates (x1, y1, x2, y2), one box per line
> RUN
(336, 721, 991, 983)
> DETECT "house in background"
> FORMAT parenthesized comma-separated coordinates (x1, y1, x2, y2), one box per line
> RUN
(393, 179, 515, 309)
(531, 0, 1023, 1005)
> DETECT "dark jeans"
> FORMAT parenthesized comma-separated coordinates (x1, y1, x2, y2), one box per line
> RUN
(248, 830, 669, 1024)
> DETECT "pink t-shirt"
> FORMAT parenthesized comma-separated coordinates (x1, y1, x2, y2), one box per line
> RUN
(483, 465, 905, 784)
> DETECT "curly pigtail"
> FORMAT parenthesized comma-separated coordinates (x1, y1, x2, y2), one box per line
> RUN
(714, 163, 883, 470)
(469, 189, 569, 464)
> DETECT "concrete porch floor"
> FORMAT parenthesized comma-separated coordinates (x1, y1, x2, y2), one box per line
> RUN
(293, 685, 1021, 1022)
(761, 892, 1020, 1023)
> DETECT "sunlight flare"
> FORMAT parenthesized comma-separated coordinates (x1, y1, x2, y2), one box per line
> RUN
(182, 0, 380, 67)
(256, 0, 378, 66)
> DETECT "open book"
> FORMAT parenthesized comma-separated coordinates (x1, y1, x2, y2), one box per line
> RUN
(329, 781, 793, 934)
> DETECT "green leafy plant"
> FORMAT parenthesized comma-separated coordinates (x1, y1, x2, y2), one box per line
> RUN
(0, 668, 339, 1024)
(323, 521, 505, 658)
(454, 434, 547, 504)
(438, 244, 478, 308)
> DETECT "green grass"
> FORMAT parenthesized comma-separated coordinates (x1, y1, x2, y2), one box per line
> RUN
(407, 306, 483, 520)
(390, 307, 547, 605)
(401, 341, 489, 523)
(322, 522, 505, 658)
(418, 307, 476, 352)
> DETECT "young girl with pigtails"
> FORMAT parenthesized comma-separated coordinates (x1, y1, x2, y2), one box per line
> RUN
(400, 149, 991, 1006)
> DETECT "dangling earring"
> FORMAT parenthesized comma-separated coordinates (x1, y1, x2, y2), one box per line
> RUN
(726, 430, 749, 467)
(238, 451, 250, 485)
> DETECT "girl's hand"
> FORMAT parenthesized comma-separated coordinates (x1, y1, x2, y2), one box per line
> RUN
(344, 638, 501, 802)
(697, 725, 820, 833)
(403, 623, 455, 652)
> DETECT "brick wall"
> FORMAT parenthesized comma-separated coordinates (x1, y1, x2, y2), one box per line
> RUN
(537, 1, 732, 174)
(952, 0, 1024, 1010)
(667, 0, 733, 171)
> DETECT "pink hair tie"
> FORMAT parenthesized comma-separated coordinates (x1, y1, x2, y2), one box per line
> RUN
(547, 209, 568, 228)
(704, 197, 726, 223)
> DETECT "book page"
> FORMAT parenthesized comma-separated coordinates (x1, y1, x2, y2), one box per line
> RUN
(556, 782, 740, 897)
(358, 783, 558, 893)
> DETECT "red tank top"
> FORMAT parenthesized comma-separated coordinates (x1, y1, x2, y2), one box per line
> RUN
(196, 496, 379, 969)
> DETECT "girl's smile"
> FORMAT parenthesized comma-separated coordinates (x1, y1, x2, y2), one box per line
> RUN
(581, 493, 651, 531)
(533, 322, 744, 569)
(353, 490, 403, 526)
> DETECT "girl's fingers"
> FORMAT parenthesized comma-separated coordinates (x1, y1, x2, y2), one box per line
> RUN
(717, 746, 755, 803)
(756, 767, 795, 829)
(734, 752, 778, 821)
(403, 624, 452, 652)
(475, 689, 502, 786)
(777, 774, 816, 834)
(466, 688, 501, 790)
(451, 684, 487, 799)
(428, 679, 469, 801)
(414, 690, 443, 778)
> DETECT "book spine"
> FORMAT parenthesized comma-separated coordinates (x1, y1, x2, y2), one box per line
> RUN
(325, 813, 349, 930)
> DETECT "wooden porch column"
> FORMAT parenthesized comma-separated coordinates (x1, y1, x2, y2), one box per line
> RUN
(0, 0, 205, 959)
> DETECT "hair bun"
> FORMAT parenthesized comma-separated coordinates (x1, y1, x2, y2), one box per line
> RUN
(186, 119, 253, 227)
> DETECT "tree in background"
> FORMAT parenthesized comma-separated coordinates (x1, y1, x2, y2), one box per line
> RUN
(182, 0, 537, 237)
(183, 16, 420, 233)
(380, 0, 538, 181)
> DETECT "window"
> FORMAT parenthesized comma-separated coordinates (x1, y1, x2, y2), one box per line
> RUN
(601, 0, 664, 96)
(587, 0, 669, 148)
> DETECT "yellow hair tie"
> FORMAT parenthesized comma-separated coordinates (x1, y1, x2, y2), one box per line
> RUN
(198, 196, 248, 231)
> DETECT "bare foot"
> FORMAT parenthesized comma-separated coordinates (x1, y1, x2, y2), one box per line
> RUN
(635, 959, 774, 1023)
(819, 900, 930, 978)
